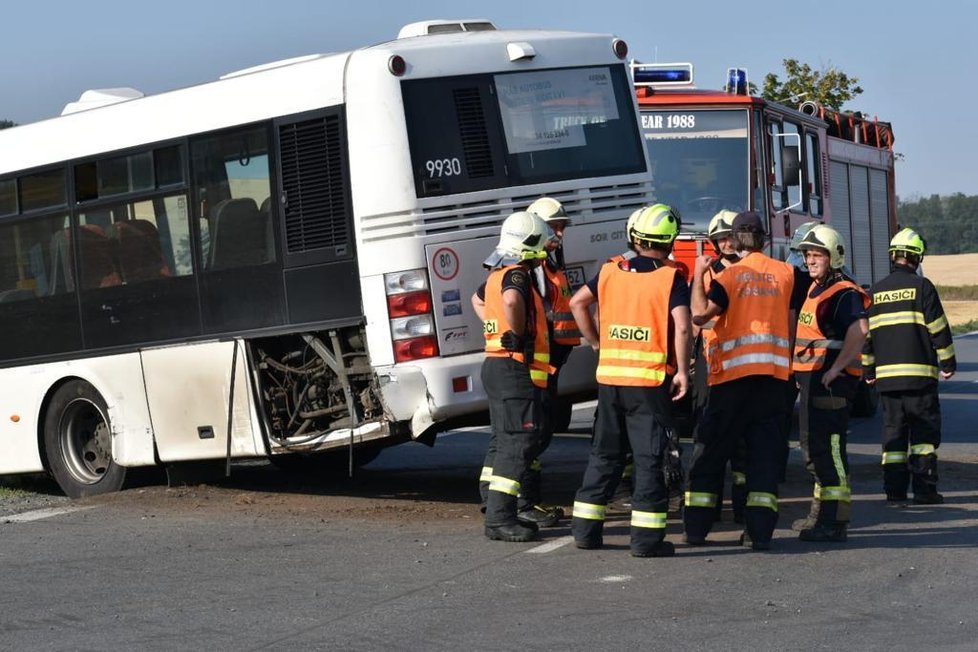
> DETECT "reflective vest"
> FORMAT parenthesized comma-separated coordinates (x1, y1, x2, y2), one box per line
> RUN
(595, 259, 677, 387)
(700, 259, 729, 366)
(483, 265, 553, 388)
(794, 279, 870, 377)
(609, 251, 688, 282)
(708, 252, 794, 385)
(543, 262, 581, 346)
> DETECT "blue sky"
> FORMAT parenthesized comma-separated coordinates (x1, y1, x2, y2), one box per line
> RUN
(2, 0, 975, 199)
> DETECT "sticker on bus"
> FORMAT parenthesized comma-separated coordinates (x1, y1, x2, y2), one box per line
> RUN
(564, 265, 586, 292)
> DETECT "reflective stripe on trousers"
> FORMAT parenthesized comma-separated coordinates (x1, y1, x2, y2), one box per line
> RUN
(573, 501, 606, 521)
(489, 475, 520, 496)
(631, 510, 667, 529)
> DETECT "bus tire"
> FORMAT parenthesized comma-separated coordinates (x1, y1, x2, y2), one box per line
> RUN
(43, 380, 126, 498)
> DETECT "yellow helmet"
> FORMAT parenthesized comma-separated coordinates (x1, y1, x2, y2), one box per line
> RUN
(797, 224, 846, 269)
(707, 210, 737, 241)
(629, 203, 680, 246)
(889, 227, 926, 257)
(527, 197, 571, 225)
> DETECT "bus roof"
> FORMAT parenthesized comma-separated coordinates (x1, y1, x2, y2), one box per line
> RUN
(0, 26, 622, 176)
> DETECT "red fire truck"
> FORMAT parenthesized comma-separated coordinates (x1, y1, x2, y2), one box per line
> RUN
(632, 63, 895, 415)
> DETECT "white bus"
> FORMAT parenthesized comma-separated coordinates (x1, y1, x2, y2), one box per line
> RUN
(0, 20, 653, 497)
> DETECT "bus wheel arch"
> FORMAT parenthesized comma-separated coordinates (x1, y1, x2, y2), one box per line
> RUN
(41, 378, 127, 498)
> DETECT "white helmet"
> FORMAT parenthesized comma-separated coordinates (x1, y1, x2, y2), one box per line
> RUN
(797, 224, 846, 270)
(527, 197, 571, 225)
(483, 211, 552, 268)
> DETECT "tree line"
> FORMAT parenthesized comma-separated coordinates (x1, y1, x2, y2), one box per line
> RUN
(898, 194, 978, 255)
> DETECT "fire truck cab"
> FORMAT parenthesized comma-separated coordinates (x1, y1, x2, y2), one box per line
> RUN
(634, 63, 895, 417)
(633, 62, 897, 289)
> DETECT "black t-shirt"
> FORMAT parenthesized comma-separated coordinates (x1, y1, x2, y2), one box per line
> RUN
(585, 257, 690, 311)
(476, 267, 532, 303)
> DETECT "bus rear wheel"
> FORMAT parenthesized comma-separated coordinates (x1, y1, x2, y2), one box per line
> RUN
(44, 380, 127, 498)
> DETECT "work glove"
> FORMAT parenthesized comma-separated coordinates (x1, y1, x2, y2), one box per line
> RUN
(500, 330, 535, 361)
(663, 429, 684, 496)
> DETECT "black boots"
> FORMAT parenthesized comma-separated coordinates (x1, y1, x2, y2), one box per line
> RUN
(631, 540, 676, 558)
(485, 522, 539, 542)
(517, 504, 564, 528)
(798, 522, 847, 542)
(913, 492, 944, 505)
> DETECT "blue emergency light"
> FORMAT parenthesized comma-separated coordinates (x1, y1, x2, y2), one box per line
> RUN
(631, 62, 694, 87)
(726, 67, 749, 95)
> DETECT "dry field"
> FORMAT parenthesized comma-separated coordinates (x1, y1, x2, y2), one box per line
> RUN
(922, 253, 978, 286)
(922, 254, 978, 327)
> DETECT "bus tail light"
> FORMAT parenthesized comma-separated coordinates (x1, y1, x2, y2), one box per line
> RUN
(393, 336, 439, 363)
(387, 290, 433, 318)
(384, 269, 439, 362)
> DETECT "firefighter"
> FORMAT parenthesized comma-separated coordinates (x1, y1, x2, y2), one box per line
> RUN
(684, 211, 796, 551)
(478, 211, 554, 542)
(518, 196, 580, 526)
(569, 204, 690, 557)
(473, 198, 575, 528)
(692, 210, 747, 523)
(793, 225, 870, 542)
(864, 228, 955, 505)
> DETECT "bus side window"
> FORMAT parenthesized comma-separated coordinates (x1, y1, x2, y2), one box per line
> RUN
(208, 197, 265, 270)
(110, 219, 171, 283)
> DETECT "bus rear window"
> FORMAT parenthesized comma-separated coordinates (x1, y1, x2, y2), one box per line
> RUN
(402, 64, 645, 197)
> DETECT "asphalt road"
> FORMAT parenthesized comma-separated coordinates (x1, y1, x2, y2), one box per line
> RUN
(2, 335, 978, 650)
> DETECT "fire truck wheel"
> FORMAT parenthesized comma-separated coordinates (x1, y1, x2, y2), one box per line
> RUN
(43, 380, 127, 498)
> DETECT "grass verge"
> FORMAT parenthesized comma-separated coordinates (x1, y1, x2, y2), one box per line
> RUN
(937, 285, 978, 300)
(951, 319, 978, 335)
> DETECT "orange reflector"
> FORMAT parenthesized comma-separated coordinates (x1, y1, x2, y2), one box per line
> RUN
(10, 415, 20, 423)
(452, 376, 470, 393)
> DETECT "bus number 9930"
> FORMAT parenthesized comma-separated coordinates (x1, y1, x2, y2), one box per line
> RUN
(425, 157, 462, 177)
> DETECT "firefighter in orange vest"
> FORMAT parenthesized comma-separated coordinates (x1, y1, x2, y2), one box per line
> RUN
(684, 211, 797, 551)
(793, 225, 870, 542)
(569, 204, 691, 557)
(517, 197, 581, 525)
(478, 211, 555, 542)
(692, 210, 748, 523)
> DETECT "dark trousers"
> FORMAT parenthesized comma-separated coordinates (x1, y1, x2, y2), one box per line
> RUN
(797, 371, 857, 525)
(880, 389, 942, 497)
(572, 384, 672, 553)
(481, 357, 546, 527)
(684, 376, 787, 544)
(480, 366, 556, 511)
(781, 375, 799, 481)
(692, 345, 746, 520)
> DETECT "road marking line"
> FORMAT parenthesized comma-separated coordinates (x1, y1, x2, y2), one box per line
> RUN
(525, 535, 574, 554)
(600, 575, 633, 583)
(3, 505, 94, 523)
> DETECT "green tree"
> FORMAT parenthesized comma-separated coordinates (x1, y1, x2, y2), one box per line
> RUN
(898, 193, 978, 254)
(0, 119, 15, 130)
(761, 59, 863, 110)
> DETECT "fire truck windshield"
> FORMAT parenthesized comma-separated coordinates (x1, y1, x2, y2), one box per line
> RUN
(639, 108, 749, 232)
